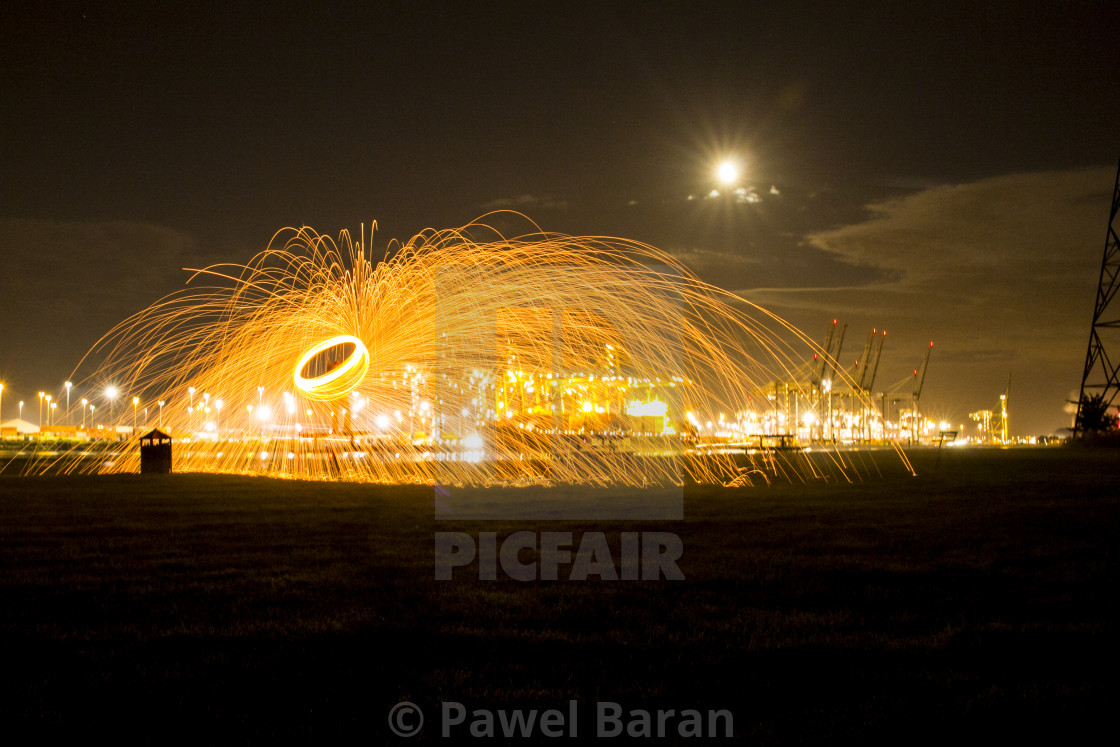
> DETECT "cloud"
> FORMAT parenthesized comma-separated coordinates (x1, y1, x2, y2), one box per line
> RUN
(0, 218, 214, 394)
(690, 185, 766, 204)
(481, 194, 568, 211)
(741, 167, 1115, 434)
(749, 167, 1110, 338)
(667, 246, 760, 276)
(811, 170, 1106, 284)
(1, 218, 201, 316)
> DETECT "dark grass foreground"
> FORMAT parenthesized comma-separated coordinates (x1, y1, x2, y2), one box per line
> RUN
(0, 448, 1116, 744)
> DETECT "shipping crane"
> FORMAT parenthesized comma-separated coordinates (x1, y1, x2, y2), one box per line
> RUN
(999, 373, 1010, 443)
(831, 323, 846, 376)
(913, 342, 933, 401)
(866, 330, 887, 393)
(865, 330, 888, 439)
(910, 342, 933, 441)
(811, 319, 848, 442)
(813, 319, 839, 386)
(855, 329, 877, 391)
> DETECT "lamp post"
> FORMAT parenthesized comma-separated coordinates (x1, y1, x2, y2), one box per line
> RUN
(89, 404, 95, 428)
(822, 378, 833, 443)
(158, 400, 165, 428)
(38, 391, 44, 427)
(105, 387, 118, 431)
(132, 396, 139, 433)
(45, 395, 52, 426)
(51, 402, 57, 425)
(257, 404, 270, 440)
(20, 400, 24, 422)
(81, 399, 88, 429)
(65, 382, 72, 425)
(188, 387, 196, 432)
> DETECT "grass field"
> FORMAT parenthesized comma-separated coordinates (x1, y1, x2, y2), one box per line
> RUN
(0, 447, 1116, 744)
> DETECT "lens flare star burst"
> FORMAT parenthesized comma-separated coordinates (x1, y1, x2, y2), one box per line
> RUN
(26, 215, 911, 485)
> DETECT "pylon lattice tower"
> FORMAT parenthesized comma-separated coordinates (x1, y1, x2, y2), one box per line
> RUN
(1075, 159, 1120, 433)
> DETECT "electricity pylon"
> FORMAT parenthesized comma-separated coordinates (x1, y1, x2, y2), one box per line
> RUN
(1075, 159, 1120, 434)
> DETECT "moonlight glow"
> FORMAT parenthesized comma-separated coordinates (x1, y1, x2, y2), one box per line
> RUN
(717, 160, 739, 185)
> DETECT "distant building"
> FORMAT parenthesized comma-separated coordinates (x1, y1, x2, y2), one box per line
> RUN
(0, 418, 39, 437)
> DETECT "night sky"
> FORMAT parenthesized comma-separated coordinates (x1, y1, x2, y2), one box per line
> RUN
(2, 1, 1118, 435)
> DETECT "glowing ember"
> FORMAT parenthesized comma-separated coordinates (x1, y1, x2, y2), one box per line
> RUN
(29, 215, 911, 485)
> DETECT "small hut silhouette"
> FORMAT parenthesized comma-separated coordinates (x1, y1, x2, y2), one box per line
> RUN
(139, 429, 173, 474)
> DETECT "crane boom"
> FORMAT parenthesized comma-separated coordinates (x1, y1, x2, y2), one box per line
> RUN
(856, 329, 876, 390)
(816, 319, 838, 384)
(831, 323, 847, 378)
(913, 342, 933, 400)
(1001, 373, 1011, 443)
(867, 330, 887, 392)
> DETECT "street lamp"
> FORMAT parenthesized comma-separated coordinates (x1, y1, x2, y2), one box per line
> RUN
(38, 392, 44, 427)
(132, 396, 139, 432)
(158, 400, 165, 428)
(105, 386, 118, 429)
(65, 382, 72, 425)
(81, 399, 88, 429)
(50, 402, 57, 426)
(19, 400, 24, 422)
(89, 404, 95, 427)
(45, 395, 52, 426)
(257, 404, 271, 440)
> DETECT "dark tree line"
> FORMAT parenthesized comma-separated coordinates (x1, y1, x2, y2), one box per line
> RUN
(1074, 393, 1119, 436)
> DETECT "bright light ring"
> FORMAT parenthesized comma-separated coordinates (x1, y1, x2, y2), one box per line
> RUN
(293, 335, 370, 401)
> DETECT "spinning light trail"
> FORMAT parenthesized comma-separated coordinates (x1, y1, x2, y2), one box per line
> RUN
(293, 335, 370, 400)
(26, 215, 912, 485)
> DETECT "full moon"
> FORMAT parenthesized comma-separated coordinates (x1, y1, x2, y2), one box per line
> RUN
(716, 161, 738, 185)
